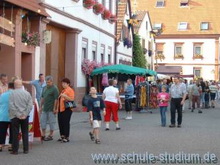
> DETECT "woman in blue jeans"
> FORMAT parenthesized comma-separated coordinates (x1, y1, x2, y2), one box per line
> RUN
(157, 86, 170, 127)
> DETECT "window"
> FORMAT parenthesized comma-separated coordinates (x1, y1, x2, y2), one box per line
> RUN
(92, 41, 97, 61)
(178, 22, 188, 30)
(109, 0, 112, 12)
(153, 23, 162, 30)
(193, 43, 203, 59)
(102, 0, 106, 6)
(82, 38, 88, 59)
(156, 0, 165, 7)
(180, 0, 189, 6)
(108, 47, 112, 63)
(146, 21, 148, 30)
(174, 43, 184, 59)
(200, 22, 209, 30)
(101, 45, 105, 62)
(193, 67, 201, 78)
(156, 43, 165, 60)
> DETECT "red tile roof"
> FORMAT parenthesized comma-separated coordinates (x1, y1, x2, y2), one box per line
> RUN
(131, 0, 220, 35)
(133, 10, 147, 34)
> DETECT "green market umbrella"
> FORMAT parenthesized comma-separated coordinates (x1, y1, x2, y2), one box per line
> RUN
(91, 64, 157, 76)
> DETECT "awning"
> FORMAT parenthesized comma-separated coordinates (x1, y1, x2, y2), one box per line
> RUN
(156, 66, 182, 75)
(5, 0, 49, 17)
(91, 64, 157, 76)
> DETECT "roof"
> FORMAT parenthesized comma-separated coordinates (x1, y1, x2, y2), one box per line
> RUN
(91, 64, 157, 76)
(133, 10, 147, 34)
(156, 65, 182, 75)
(5, 0, 49, 17)
(116, 0, 128, 42)
(131, 0, 220, 35)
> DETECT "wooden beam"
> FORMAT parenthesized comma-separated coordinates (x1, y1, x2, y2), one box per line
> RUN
(0, 33, 15, 47)
(0, 16, 15, 32)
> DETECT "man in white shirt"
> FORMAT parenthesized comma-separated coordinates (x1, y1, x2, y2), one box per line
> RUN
(103, 79, 122, 130)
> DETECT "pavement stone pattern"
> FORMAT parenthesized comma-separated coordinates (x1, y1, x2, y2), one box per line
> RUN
(1, 100, 220, 165)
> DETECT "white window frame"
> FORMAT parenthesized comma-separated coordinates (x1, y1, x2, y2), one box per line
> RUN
(153, 23, 162, 30)
(200, 22, 209, 30)
(82, 38, 88, 59)
(156, 0, 165, 7)
(178, 22, 188, 30)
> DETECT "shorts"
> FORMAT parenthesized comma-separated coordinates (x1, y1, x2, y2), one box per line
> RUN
(210, 93, 216, 100)
(40, 111, 56, 130)
(93, 120, 101, 129)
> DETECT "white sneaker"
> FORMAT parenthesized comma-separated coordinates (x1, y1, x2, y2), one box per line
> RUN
(130, 116, 132, 120)
(125, 116, 129, 120)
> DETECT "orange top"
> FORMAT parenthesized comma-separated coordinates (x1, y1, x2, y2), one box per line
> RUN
(59, 86, 75, 112)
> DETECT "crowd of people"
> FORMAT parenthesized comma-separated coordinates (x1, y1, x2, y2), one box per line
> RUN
(0, 73, 219, 154)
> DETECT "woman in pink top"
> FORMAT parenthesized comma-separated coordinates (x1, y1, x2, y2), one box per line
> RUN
(157, 85, 170, 127)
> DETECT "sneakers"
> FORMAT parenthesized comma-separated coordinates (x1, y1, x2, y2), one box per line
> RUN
(105, 128, 110, 131)
(95, 139, 101, 144)
(116, 127, 121, 130)
(44, 136, 53, 141)
(177, 125, 181, 128)
(125, 116, 132, 120)
(198, 110, 203, 113)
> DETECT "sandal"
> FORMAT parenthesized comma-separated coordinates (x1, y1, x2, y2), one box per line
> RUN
(89, 132, 95, 141)
(95, 139, 101, 144)
(44, 136, 53, 141)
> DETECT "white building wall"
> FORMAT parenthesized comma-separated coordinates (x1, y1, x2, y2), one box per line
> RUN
(44, 0, 116, 87)
(156, 38, 216, 80)
(137, 13, 155, 69)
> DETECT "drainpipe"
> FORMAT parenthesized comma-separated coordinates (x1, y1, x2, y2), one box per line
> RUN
(114, 0, 119, 64)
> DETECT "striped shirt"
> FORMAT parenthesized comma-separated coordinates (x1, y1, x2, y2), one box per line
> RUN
(9, 88, 33, 119)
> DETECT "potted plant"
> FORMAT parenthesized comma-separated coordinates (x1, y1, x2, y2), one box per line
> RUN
(109, 14, 117, 23)
(93, 2, 104, 14)
(83, 0, 96, 9)
(174, 54, 184, 60)
(102, 9, 111, 20)
(22, 31, 40, 46)
(193, 54, 203, 59)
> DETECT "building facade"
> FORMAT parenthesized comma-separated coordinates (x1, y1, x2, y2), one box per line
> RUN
(41, 0, 117, 106)
(132, 0, 220, 81)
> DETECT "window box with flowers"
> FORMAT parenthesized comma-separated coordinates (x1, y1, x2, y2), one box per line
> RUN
(174, 54, 184, 60)
(93, 2, 104, 15)
(123, 38, 132, 48)
(83, 0, 96, 9)
(102, 9, 111, 20)
(22, 31, 40, 46)
(193, 54, 203, 60)
(155, 53, 165, 61)
(109, 14, 117, 24)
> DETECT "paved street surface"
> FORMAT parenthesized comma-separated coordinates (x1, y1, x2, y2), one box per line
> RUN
(1, 100, 220, 165)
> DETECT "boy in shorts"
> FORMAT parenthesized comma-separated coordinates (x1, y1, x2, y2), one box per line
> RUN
(88, 87, 106, 144)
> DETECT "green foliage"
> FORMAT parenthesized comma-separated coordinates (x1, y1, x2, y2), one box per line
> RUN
(132, 34, 147, 68)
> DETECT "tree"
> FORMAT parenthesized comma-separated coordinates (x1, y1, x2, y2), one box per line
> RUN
(132, 34, 147, 68)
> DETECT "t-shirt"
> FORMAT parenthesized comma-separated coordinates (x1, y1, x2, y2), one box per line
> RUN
(88, 97, 105, 121)
(31, 80, 46, 101)
(157, 92, 170, 107)
(192, 85, 202, 96)
(103, 86, 119, 103)
(41, 85, 59, 112)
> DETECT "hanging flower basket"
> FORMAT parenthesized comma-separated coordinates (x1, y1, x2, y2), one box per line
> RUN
(93, 2, 104, 15)
(83, 0, 96, 9)
(123, 38, 132, 48)
(109, 14, 117, 23)
(101, 9, 111, 20)
(22, 31, 40, 46)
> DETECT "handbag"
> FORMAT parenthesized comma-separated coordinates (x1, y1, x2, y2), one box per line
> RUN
(65, 101, 77, 109)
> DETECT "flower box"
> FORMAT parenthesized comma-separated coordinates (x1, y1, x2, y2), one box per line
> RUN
(174, 54, 184, 60)
(93, 2, 104, 15)
(109, 14, 117, 23)
(102, 9, 111, 20)
(193, 54, 203, 59)
(22, 31, 40, 46)
(83, 0, 96, 9)
(155, 54, 165, 60)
